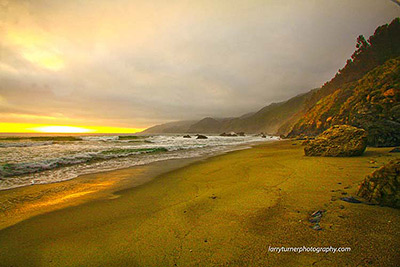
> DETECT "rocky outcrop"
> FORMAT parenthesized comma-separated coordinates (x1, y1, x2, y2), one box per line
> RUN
(304, 125, 367, 157)
(357, 158, 400, 208)
(288, 58, 400, 147)
(390, 147, 400, 153)
(220, 132, 237, 137)
(183, 135, 191, 138)
(196, 135, 208, 139)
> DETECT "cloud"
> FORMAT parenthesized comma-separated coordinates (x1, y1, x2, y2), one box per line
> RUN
(0, 0, 398, 128)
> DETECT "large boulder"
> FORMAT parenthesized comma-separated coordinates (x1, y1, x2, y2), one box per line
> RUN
(357, 158, 400, 208)
(304, 125, 367, 157)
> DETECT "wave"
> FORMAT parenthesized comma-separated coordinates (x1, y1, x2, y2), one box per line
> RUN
(0, 147, 168, 178)
(0, 141, 53, 148)
(0, 136, 82, 142)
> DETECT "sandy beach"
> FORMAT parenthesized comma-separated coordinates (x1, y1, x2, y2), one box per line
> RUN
(0, 140, 399, 266)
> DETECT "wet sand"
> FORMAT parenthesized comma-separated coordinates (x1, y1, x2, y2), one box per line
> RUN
(0, 140, 399, 266)
(0, 157, 204, 230)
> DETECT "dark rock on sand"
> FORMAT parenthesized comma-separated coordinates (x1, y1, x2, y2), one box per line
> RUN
(357, 158, 400, 208)
(309, 210, 324, 230)
(340, 196, 362, 204)
(311, 224, 322, 231)
(183, 135, 191, 138)
(220, 132, 237, 137)
(389, 147, 400, 153)
(304, 125, 367, 157)
(196, 135, 208, 139)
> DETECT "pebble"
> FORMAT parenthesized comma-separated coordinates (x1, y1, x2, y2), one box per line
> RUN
(311, 210, 323, 217)
(311, 223, 322, 230)
(309, 210, 325, 230)
(309, 217, 321, 223)
(340, 196, 362, 204)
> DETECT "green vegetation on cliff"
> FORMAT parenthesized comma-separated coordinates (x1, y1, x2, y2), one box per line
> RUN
(143, 18, 400, 144)
(288, 57, 400, 146)
(287, 18, 400, 147)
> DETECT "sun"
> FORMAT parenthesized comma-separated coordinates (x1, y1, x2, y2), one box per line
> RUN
(32, 126, 94, 133)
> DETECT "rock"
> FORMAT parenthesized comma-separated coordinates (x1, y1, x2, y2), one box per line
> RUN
(357, 158, 400, 208)
(309, 210, 324, 229)
(237, 132, 245, 136)
(310, 210, 324, 217)
(311, 223, 322, 231)
(304, 125, 367, 157)
(301, 140, 311, 146)
(261, 135, 267, 138)
(183, 135, 191, 138)
(340, 196, 362, 204)
(220, 132, 237, 137)
(309, 217, 321, 223)
(389, 147, 400, 153)
(196, 135, 208, 139)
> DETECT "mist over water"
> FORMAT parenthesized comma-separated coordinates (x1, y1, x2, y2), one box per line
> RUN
(0, 134, 278, 190)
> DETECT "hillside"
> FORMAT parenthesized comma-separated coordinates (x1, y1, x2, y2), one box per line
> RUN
(288, 57, 400, 147)
(141, 120, 196, 134)
(142, 18, 400, 142)
(302, 18, 400, 112)
(219, 91, 313, 134)
(143, 91, 314, 135)
(287, 18, 400, 147)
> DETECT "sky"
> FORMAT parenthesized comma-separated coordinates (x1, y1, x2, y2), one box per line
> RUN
(0, 0, 399, 133)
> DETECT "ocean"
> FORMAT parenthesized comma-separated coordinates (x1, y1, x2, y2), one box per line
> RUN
(0, 133, 278, 190)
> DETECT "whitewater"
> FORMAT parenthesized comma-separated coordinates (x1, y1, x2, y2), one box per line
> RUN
(0, 134, 278, 190)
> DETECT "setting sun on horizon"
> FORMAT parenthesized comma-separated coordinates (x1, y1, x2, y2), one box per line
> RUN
(31, 126, 93, 133)
(0, 123, 144, 134)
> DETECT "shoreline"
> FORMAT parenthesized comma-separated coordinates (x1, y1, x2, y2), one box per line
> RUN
(0, 140, 270, 230)
(0, 137, 272, 192)
(0, 140, 399, 266)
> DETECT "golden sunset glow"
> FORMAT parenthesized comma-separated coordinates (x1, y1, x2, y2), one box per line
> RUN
(1, 0, 397, 135)
(32, 126, 93, 133)
(0, 123, 144, 134)
(5, 28, 65, 71)
(21, 49, 65, 71)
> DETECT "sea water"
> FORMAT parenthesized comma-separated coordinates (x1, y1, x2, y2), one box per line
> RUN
(0, 134, 278, 190)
